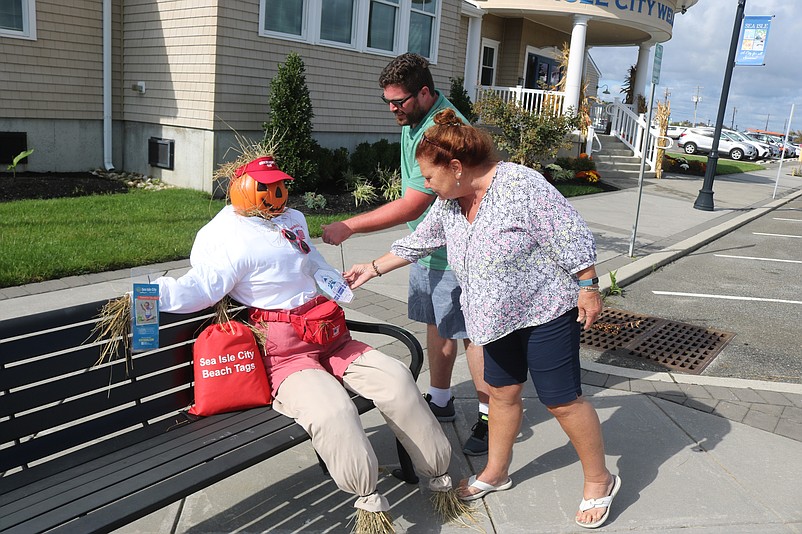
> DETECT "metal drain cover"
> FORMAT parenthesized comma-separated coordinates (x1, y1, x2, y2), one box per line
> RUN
(580, 308, 735, 375)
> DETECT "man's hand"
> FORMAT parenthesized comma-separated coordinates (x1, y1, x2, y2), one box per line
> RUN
(343, 263, 376, 290)
(576, 290, 603, 330)
(321, 221, 353, 246)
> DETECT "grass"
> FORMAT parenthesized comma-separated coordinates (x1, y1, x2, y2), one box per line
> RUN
(665, 152, 764, 174)
(0, 180, 606, 288)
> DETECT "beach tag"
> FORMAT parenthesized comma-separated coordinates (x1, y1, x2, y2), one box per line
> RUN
(314, 268, 354, 303)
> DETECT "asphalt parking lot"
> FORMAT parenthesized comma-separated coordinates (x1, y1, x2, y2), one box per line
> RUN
(581, 195, 802, 384)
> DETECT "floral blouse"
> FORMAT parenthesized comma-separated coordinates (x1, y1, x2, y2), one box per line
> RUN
(391, 161, 596, 345)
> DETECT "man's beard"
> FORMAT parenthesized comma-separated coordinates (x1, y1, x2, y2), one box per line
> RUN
(394, 103, 427, 127)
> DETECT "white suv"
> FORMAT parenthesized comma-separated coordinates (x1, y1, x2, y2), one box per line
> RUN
(677, 127, 757, 161)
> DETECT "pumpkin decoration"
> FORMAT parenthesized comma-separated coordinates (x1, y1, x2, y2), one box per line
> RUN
(228, 156, 294, 217)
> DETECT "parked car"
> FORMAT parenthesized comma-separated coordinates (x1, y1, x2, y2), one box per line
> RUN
(722, 129, 771, 160)
(677, 127, 757, 161)
(742, 132, 780, 158)
(666, 126, 687, 139)
(747, 132, 797, 158)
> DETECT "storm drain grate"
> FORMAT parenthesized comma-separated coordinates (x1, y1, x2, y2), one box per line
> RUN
(580, 308, 735, 375)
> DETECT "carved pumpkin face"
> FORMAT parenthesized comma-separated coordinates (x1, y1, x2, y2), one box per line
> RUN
(229, 175, 289, 215)
(227, 156, 293, 216)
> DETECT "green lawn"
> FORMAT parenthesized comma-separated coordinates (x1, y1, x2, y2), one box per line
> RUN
(666, 152, 764, 175)
(0, 180, 615, 288)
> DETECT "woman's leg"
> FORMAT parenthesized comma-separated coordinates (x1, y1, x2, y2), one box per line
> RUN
(548, 398, 613, 525)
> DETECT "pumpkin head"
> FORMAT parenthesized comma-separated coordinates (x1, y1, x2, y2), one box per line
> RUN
(228, 156, 294, 216)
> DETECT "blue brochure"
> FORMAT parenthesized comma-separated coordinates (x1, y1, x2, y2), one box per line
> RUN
(132, 283, 159, 352)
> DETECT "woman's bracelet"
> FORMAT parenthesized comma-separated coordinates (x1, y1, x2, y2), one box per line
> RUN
(579, 286, 600, 293)
(371, 260, 382, 277)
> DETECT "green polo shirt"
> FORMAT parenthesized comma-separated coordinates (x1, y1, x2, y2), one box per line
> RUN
(400, 92, 466, 270)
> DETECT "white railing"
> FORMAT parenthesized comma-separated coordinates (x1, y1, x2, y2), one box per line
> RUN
(606, 99, 662, 171)
(475, 85, 566, 116)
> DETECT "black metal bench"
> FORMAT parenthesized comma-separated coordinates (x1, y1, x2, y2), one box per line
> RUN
(0, 299, 423, 534)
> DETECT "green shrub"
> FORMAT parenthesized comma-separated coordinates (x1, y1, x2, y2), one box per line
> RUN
(350, 140, 400, 182)
(311, 143, 350, 191)
(376, 165, 402, 201)
(449, 77, 477, 123)
(474, 93, 580, 169)
(263, 52, 318, 192)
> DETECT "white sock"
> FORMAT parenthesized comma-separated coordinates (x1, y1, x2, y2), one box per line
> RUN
(427, 387, 452, 407)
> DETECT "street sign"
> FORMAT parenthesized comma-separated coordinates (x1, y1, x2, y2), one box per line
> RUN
(652, 44, 663, 84)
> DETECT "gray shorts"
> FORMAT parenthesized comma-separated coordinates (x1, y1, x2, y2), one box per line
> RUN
(407, 263, 468, 339)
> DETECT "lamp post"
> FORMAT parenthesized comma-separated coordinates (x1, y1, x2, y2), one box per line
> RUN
(694, 0, 746, 211)
(598, 84, 611, 96)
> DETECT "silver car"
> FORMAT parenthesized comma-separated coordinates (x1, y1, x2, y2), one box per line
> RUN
(677, 127, 757, 161)
(723, 130, 772, 160)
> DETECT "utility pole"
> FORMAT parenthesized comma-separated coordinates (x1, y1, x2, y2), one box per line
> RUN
(692, 86, 703, 126)
(731, 107, 737, 129)
(765, 113, 770, 130)
(663, 87, 671, 103)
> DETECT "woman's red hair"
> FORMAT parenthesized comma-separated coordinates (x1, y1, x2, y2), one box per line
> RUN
(416, 109, 497, 168)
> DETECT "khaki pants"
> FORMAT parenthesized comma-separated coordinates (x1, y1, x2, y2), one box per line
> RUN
(272, 350, 451, 511)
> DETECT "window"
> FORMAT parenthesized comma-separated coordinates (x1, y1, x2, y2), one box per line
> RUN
(0, 0, 36, 40)
(367, 0, 397, 52)
(265, 0, 305, 37)
(408, 0, 437, 58)
(480, 39, 499, 86)
(320, 0, 355, 44)
(260, 0, 440, 60)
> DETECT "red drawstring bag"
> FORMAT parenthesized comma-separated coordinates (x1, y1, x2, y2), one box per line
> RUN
(189, 321, 271, 416)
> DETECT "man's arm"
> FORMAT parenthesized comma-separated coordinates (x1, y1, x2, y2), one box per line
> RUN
(321, 187, 434, 245)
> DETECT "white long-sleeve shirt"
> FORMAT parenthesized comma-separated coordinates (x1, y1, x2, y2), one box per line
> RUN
(157, 206, 328, 313)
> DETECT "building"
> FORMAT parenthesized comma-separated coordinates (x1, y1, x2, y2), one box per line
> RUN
(0, 0, 696, 192)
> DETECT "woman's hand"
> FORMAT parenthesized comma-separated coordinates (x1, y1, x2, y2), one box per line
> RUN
(577, 290, 603, 330)
(343, 264, 376, 290)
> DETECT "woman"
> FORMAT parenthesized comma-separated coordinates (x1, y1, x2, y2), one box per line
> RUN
(345, 110, 621, 530)
(154, 155, 456, 533)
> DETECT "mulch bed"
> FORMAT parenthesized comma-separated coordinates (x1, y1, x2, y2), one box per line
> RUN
(0, 172, 129, 202)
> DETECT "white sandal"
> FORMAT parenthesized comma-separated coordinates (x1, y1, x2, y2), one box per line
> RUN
(458, 475, 513, 501)
(576, 475, 622, 529)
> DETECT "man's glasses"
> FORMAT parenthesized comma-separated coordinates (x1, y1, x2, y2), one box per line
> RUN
(381, 90, 418, 107)
(282, 228, 311, 254)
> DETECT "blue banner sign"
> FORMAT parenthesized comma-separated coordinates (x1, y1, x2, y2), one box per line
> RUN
(736, 16, 772, 66)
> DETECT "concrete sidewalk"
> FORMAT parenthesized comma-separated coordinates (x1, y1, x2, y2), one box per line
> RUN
(3, 162, 802, 533)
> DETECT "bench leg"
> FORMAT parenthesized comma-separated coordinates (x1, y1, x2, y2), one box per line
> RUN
(392, 439, 420, 484)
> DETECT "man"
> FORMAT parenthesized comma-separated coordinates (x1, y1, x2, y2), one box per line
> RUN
(322, 53, 490, 455)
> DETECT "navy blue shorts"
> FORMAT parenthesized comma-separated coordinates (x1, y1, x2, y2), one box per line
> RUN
(483, 308, 582, 406)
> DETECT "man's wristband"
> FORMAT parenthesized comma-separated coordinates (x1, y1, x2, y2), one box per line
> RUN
(577, 277, 599, 287)
(371, 260, 382, 277)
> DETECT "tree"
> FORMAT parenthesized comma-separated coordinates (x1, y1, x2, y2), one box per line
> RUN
(474, 93, 581, 169)
(448, 77, 477, 123)
(263, 52, 318, 191)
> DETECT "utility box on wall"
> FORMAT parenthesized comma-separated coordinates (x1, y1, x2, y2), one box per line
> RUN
(148, 137, 175, 170)
(0, 132, 28, 165)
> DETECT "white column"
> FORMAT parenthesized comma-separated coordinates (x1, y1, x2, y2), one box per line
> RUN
(463, 10, 484, 101)
(563, 15, 590, 115)
(634, 43, 652, 109)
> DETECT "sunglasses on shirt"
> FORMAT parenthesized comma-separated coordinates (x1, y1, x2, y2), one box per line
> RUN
(281, 228, 311, 254)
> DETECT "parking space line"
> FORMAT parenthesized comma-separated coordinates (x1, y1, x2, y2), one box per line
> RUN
(714, 254, 802, 264)
(652, 291, 802, 305)
(773, 218, 802, 222)
(752, 232, 802, 239)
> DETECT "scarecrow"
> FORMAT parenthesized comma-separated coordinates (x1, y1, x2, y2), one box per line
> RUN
(94, 148, 471, 533)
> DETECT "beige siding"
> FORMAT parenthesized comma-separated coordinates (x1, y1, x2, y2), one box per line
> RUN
(212, 0, 465, 143)
(122, 0, 219, 130)
(0, 0, 104, 119)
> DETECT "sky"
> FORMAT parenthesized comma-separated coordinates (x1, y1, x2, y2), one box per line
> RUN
(591, 0, 801, 136)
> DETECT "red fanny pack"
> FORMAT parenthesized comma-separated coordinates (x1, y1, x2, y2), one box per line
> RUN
(252, 297, 347, 346)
